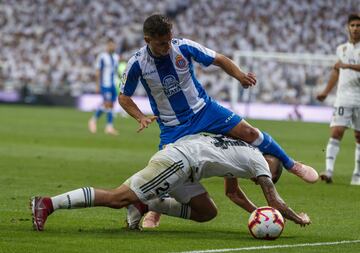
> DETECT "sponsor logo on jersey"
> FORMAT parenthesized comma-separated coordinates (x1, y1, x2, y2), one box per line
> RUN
(121, 73, 127, 85)
(162, 75, 181, 97)
(175, 54, 187, 69)
(142, 69, 157, 77)
(225, 113, 235, 123)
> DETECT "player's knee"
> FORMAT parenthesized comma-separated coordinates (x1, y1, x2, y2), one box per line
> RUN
(194, 206, 218, 222)
(354, 131, 360, 143)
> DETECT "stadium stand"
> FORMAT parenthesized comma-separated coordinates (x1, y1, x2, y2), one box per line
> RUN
(0, 0, 358, 104)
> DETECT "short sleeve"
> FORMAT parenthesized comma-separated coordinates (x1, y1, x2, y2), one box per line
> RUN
(120, 56, 141, 96)
(179, 39, 216, 67)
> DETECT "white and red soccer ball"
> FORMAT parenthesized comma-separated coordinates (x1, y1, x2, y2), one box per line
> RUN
(248, 206, 285, 240)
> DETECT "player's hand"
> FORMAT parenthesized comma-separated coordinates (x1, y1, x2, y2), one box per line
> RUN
(137, 116, 158, 133)
(316, 92, 327, 102)
(297, 212, 311, 227)
(240, 72, 257, 89)
(95, 86, 100, 94)
(334, 61, 348, 70)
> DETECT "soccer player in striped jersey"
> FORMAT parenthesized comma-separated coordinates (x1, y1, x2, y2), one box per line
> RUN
(317, 14, 360, 185)
(119, 14, 317, 182)
(119, 14, 317, 227)
(88, 38, 119, 135)
(30, 134, 310, 231)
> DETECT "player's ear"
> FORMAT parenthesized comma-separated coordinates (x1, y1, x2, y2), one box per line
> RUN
(144, 36, 151, 44)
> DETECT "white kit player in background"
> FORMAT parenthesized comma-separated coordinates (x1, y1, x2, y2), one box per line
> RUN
(88, 38, 120, 135)
(317, 14, 360, 185)
(30, 133, 310, 231)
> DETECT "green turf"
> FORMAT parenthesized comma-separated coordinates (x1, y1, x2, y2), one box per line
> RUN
(0, 105, 359, 253)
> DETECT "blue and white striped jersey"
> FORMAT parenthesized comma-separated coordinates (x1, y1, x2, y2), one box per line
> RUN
(96, 52, 119, 88)
(121, 38, 216, 127)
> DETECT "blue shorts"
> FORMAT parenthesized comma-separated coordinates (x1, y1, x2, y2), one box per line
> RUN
(101, 86, 117, 103)
(159, 100, 242, 149)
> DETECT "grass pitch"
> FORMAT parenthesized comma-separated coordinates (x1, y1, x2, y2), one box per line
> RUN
(0, 105, 359, 253)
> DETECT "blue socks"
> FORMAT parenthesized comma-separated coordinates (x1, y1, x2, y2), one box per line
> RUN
(94, 107, 104, 119)
(106, 109, 113, 125)
(253, 131, 294, 170)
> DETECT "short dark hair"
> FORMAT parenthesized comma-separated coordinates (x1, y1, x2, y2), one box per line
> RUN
(348, 13, 360, 24)
(264, 154, 283, 184)
(143, 14, 172, 37)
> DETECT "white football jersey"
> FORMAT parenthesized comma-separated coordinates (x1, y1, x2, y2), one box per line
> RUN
(335, 42, 360, 107)
(169, 134, 271, 181)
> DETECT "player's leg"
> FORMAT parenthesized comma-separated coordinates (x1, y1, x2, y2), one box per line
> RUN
(126, 149, 191, 228)
(320, 106, 353, 183)
(88, 106, 104, 134)
(137, 184, 217, 229)
(88, 86, 106, 133)
(320, 126, 345, 183)
(104, 86, 118, 135)
(31, 185, 139, 231)
(187, 101, 317, 183)
(350, 113, 360, 185)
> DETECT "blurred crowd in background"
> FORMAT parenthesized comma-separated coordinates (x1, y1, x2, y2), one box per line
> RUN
(0, 0, 358, 105)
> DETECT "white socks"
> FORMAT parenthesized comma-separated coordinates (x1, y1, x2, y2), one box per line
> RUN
(251, 128, 263, 146)
(353, 143, 360, 175)
(147, 198, 191, 219)
(51, 187, 95, 210)
(325, 138, 340, 176)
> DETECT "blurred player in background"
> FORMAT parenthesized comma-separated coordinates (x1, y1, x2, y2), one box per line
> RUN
(119, 14, 318, 227)
(88, 38, 119, 135)
(31, 133, 311, 232)
(317, 14, 360, 185)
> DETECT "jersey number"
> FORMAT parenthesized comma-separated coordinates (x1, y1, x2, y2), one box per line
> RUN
(334, 106, 344, 116)
(155, 182, 170, 196)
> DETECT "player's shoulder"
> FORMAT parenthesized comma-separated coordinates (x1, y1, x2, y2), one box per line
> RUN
(127, 46, 147, 65)
(97, 51, 107, 60)
(336, 42, 350, 52)
(172, 37, 197, 47)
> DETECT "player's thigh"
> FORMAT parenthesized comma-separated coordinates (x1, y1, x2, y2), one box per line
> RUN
(226, 119, 259, 143)
(330, 106, 354, 128)
(169, 181, 207, 203)
(123, 149, 190, 203)
(101, 87, 114, 107)
(330, 106, 354, 138)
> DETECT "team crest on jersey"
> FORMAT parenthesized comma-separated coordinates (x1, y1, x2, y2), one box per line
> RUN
(175, 54, 187, 69)
(162, 75, 181, 97)
(121, 72, 127, 85)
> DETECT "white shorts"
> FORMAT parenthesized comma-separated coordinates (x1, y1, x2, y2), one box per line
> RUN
(330, 106, 360, 131)
(123, 147, 191, 203)
(169, 182, 207, 204)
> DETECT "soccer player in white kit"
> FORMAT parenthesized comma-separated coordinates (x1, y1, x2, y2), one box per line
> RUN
(88, 39, 120, 135)
(31, 134, 310, 231)
(317, 14, 360, 185)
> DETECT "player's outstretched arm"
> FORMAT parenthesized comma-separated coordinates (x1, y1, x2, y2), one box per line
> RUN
(224, 178, 257, 213)
(335, 61, 360, 72)
(257, 176, 311, 226)
(316, 62, 340, 102)
(212, 53, 256, 88)
(118, 94, 157, 132)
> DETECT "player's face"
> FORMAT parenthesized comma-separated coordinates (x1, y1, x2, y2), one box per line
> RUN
(145, 33, 172, 57)
(107, 41, 116, 53)
(348, 20, 360, 43)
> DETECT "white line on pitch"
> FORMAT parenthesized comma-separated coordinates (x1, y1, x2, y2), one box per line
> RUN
(172, 239, 360, 253)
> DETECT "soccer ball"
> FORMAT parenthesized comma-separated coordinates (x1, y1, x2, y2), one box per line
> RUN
(248, 206, 285, 240)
